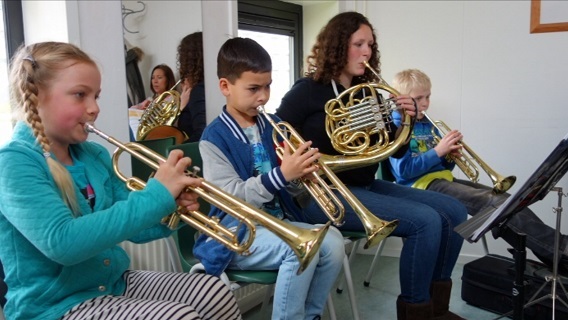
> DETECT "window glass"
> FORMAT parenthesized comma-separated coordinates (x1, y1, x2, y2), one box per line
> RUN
(238, 29, 292, 114)
(0, 2, 12, 144)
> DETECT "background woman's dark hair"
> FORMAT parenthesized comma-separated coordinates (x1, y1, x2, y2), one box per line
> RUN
(217, 37, 272, 83)
(177, 32, 204, 87)
(150, 64, 176, 95)
(306, 11, 381, 85)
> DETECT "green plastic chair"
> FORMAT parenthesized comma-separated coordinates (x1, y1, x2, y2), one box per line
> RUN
(166, 142, 278, 316)
(126, 136, 184, 273)
(131, 136, 176, 182)
(166, 142, 339, 318)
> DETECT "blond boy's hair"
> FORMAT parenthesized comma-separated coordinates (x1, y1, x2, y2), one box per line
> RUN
(392, 69, 431, 95)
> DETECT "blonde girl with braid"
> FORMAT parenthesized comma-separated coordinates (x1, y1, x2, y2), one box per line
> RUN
(0, 42, 242, 320)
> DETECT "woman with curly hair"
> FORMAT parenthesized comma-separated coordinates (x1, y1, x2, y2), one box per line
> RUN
(276, 11, 467, 320)
(176, 31, 206, 142)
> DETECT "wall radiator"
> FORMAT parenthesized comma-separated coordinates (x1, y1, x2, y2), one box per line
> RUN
(119, 240, 268, 313)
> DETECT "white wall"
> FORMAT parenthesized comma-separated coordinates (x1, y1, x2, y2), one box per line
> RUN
(362, 0, 568, 262)
(22, 0, 130, 171)
(122, 0, 203, 101)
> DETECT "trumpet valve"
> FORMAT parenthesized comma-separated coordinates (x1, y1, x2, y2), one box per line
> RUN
(162, 212, 182, 230)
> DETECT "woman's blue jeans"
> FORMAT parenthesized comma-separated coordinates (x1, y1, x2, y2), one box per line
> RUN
(228, 220, 345, 320)
(302, 179, 467, 303)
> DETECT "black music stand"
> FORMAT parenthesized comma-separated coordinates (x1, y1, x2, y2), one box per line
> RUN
(455, 132, 568, 320)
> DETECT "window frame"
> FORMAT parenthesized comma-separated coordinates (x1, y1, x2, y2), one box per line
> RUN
(238, 0, 303, 81)
(2, 0, 25, 61)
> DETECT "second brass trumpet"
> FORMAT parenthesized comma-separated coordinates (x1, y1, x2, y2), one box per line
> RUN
(257, 106, 398, 249)
(421, 111, 516, 194)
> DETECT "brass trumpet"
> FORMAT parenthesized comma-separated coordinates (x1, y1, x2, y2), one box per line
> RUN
(257, 107, 398, 249)
(85, 123, 330, 274)
(421, 111, 516, 194)
(257, 106, 345, 226)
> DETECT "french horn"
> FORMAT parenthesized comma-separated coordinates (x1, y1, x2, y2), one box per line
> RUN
(136, 79, 188, 144)
(322, 61, 414, 172)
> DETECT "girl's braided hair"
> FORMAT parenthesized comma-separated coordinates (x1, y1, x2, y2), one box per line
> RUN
(9, 42, 97, 215)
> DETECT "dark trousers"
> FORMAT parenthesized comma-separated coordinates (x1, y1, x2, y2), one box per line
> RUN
(429, 178, 566, 269)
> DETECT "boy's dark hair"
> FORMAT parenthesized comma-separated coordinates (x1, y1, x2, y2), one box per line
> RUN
(217, 37, 271, 83)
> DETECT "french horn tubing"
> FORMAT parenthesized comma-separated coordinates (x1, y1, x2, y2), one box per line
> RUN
(421, 111, 516, 194)
(322, 60, 414, 172)
(85, 123, 330, 274)
(136, 79, 188, 143)
(257, 107, 398, 249)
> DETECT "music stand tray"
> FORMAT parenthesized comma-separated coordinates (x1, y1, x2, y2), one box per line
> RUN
(456, 133, 568, 243)
(455, 132, 568, 320)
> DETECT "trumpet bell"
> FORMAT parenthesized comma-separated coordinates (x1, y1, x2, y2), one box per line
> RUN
(493, 175, 516, 194)
(294, 221, 332, 274)
(365, 219, 399, 249)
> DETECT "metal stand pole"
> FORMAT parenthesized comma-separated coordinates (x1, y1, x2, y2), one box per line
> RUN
(494, 231, 526, 320)
(522, 187, 568, 320)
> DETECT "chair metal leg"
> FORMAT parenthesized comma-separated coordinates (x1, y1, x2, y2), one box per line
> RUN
(336, 238, 361, 293)
(482, 234, 490, 255)
(341, 253, 361, 320)
(327, 294, 337, 320)
(164, 235, 183, 272)
(259, 283, 275, 318)
(363, 238, 388, 287)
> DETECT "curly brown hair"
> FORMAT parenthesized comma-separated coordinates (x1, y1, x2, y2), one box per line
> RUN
(306, 11, 381, 85)
(177, 32, 204, 87)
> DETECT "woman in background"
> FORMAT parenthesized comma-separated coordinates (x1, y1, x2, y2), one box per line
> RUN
(129, 64, 177, 140)
(176, 31, 206, 142)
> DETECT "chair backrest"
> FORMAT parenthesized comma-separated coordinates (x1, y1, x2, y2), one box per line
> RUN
(377, 161, 396, 182)
(167, 142, 280, 285)
(166, 142, 210, 212)
(131, 136, 176, 182)
(1, 259, 6, 308)
(166, 142, 209, 272)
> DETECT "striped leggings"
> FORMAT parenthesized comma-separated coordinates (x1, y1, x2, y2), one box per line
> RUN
(61, 270, 242, 320)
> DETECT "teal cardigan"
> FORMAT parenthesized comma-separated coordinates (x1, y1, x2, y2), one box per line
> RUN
(0, 122, 178, 320)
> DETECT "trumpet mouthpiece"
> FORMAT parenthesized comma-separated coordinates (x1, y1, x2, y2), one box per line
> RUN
(84, 122, 95, 133)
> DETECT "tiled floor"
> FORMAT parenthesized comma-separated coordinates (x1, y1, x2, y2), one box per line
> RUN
(242, 254, 499, 320)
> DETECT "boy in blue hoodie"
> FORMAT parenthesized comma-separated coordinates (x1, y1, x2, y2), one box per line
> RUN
(193, 37, 345, 320)
(389, 68, 568, 271)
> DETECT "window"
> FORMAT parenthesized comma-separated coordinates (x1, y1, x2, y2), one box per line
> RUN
(1, 0, 24, 144)
(238, 0, 302, 114)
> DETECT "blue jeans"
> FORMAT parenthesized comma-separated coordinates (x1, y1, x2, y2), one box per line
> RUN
(228, 220, 345, 320)
(302, 179, 467, 303)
